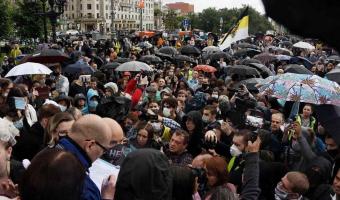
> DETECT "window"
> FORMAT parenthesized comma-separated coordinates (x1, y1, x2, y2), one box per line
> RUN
(117, 14, 119, 19)
(87, 4, 91, 10)
(106, 13, 108, 19)
(80, 13, 83, 17)
(72, 5, 74, 10)
(97, 13, 100, 18)
(106, 5, 108, 10)
(72, 13, 74, 19)
(80, 4, 82, 10)
(96, 4, 99, 10)
(65, 6, 67, 11)
(88, 13, 92, 18)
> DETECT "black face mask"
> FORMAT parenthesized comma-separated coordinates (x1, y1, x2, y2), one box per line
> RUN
(53, 71, 61, 76)
(202, 84, 209, 89)
(327, 149, 339, 159)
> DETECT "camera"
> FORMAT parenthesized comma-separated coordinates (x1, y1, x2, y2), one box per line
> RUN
(191, 167, 208, 197)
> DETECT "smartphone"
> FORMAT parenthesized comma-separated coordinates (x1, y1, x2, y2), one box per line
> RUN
(14, 97, 26, 110)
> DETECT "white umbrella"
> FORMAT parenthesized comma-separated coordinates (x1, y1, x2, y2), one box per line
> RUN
(115, 61, 152, 72)
(293, 41, 315, 50)
(5, 62, 52, 77)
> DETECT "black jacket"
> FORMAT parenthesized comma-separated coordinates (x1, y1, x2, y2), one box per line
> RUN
(182, 111, 204, 157)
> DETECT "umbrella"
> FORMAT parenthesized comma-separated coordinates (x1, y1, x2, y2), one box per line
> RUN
(100, 62, 120, 71)
(139, 55, 162, 64)
(284, 64, 313, 75)
(247, 63, 274, 78)
(315, 105, 340, 145)
(180, 45, 201, 56)
(115, 61, 152, 72)
(289, 56, 314, 69)
(155, 52, 173, 61)
(293, 41, 315, 50)
(193, 65, 217, 73)
(64, 62, 95, 75)
(274, 47, 293, 56)
(159, 46, 178, 55)
(326, 68, 340, 83)
(259, 73, 340, 106)
(27, 49, 70, 63)
(138, 41, 153, 49)
(254, 53, 277, 64)
(279, 41, 293, 47)
(276, 54, 292, 61)
(202, 46, 221, 54)
(240, 59, 262, 65)
(233, 48, 262, 58)
(236, 43, 259, 49)
(327, 55, 340, 62)
(5, 62, 52, 77)
(225, 65, 261, 77)
(173, 55, 196, 64)
(276, 36, 289, 41)
(114, 57, 132, 64)
(235, 78, 264, 92)
(209, 52, 232, 61)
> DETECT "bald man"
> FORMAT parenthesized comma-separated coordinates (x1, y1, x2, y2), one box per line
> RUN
(55, 114, 113, 200)
(103, 118, 124, 147)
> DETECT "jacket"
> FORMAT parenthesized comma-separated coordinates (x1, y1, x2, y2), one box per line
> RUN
(56, 137, 101, 200)
(182, 111, 204, 157)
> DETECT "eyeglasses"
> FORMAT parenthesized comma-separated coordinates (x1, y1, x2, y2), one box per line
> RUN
(86, 139, 109, 153)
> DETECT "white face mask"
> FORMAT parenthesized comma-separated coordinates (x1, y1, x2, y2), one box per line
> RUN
(163, 107, 171, 117)
(202, 115, 210, 123)
(59, 104, 67, 112)
(230, 144, 242, 157)
(151, 122, 162, 133)
(211, 94, 219, 99)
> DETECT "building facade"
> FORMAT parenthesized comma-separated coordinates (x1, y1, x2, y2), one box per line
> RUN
(61, 0, 154, 33)
(165, 2, 194, 16)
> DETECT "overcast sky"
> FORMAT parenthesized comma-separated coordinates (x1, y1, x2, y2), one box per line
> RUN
(162, 0, 265, 14)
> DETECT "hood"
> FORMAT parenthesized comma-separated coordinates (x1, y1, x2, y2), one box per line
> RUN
(87, 89, 99, 102)
(182, 110, 203, 135)
(74, 93, 86, 102)
(114, 149, 172, 200)
(104, 82, 118, 94)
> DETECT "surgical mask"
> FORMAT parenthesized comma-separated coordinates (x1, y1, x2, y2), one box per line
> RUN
(202, 115, 210, 123)
(106, 58, 110, 62)
(163, 107, 171, 117)
(2, 92, 8, 97)
(230, 144, 242, 157)
(88, 100, 98, 109)
(274, 182, 300, 200)
(59, 105, 67, 112)
(151, 122, 162, 133)
(211, 94, 219, 99)
(13, 118, 24, 130)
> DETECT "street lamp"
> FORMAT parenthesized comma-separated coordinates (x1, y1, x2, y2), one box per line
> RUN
(27, 0, 67, 43)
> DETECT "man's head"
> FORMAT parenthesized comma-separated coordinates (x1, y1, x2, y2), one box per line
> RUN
(158, 78, 165, 88)
(202, 105, 217, 124)
(161, 97, 178, 118)
(192, 71, 199, 79)
(302, 104, 313, 118)
(169, 130, 189, 155)
(90, 77, 97, 90)
(68, 114, 112, 162)
(276, 172, 309, 198)
(38, 104, 62, 129)
(102, 118, 124, 147)
(333, 168, 340, 195)
(51, 65, 62, 76)
(271, 113, 284, 132)
(231, 129, 251, 154)
(325, 134, 339, 159)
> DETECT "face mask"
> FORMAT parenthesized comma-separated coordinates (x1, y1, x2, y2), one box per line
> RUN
(151, 122, 162, 133)
(163, 107, 171, 117)
(211, 94, 219, 99)
(2, 92, 8, 97)
(106, 58, 110, 62)
(327, 149, 339, 159)
(13, 118, 24, 130)
(230, 144, 242, 157)
(274, 182, 300, 200)
(59, 104, 67, 112)
(88, 100, 98, 110)
(202, 115, 210, 123)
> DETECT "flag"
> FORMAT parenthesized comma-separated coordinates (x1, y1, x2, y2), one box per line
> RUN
(138, 0, 145, 8)
(219, 7, 249, 51)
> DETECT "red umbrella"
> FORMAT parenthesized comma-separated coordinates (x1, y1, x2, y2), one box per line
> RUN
(193, 65, 217, 73)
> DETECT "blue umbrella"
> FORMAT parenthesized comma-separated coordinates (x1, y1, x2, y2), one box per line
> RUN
(290, 56, 314, 69)
(64, 62, 94, 75)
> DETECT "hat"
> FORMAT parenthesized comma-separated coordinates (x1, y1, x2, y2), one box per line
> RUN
(160, 88, 172, 95)
(55, 94, 72, 103)
(124, 71, 131, 76)
(146, 86, 157, 93)
(104, 82, 118, 94)
(0, 118, 19, 146)
(74, 93, 86, 101)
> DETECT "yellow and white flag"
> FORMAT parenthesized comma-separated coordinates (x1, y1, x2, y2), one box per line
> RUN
(219, 7, 249, 51)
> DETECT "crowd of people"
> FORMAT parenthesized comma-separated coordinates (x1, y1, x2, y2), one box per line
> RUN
(0, 32, 339, 200)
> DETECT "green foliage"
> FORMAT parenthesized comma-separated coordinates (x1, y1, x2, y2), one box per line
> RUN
(0, 0, 13, 39)
(13, 1, 44, 39)
(163, 10, 180, 31)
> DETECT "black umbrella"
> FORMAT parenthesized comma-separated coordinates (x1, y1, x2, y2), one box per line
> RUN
(327, 55, 340, 62)
(233, 48, 262, 58)
(315, 105, 340, 145)
(279, 41, 293, 48)
(114, 57, 132, 64)
(64, 62, 94, 75)
(289, 56, 313, 69)
(209, 52, 232, 61)
(155, 52, 173, 61)
(234, 78, 264, 92)
(173, 55, 196, 64)
(240, 58, 262, 65)
(284, 64, 313, 75)
(180, 45, 201, 56)
(225, 65, 261, 77)
(247, 63, 274, 78)
(159, 46, 178, 55)
(139, 55, 162, 64)
(27, 49, 70, 63)
(236, 43, 259, 49)
(326, 68, 340, 83)
(100, 62, 120, 71)
(92, 56, 104, 67)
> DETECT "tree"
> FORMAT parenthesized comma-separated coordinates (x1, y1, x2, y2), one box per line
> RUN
(0, 0, 13, 39)
(13, 1, 44, 39)
(248, 7, 273, 34)
(197, 8, 220, 32)
(186, 12, 200, 30)
(163, 10, 180, 31)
